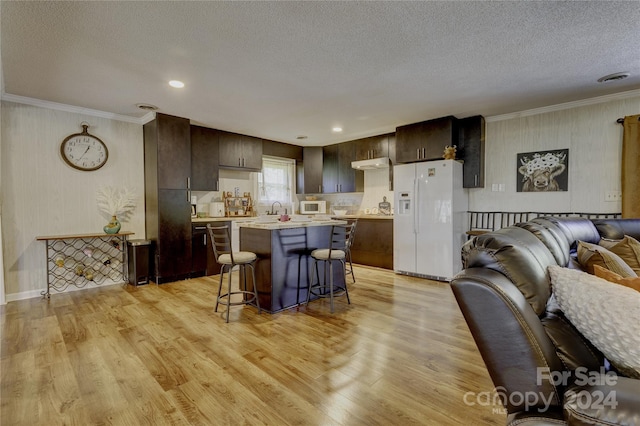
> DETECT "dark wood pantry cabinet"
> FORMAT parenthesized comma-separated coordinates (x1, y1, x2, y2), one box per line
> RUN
(218, 131, 263, 171)
(144, 113, 193, 284)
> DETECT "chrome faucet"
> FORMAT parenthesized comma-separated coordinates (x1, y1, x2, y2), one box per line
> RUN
(270, 201, 282, 215)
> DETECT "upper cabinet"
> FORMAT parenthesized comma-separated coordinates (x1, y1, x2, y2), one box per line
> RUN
(354, 134, 390, 160)
(218, 131, 263, 171)
(395, 116, 458, 163)
(262, 139, 303, 162)
(190, 125, 220, 191)
(298, 147, 324, 194)
(458, 115, 485, 188)
(323, 142, 363, 193)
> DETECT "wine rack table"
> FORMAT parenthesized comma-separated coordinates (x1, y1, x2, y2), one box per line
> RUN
(36, 232, 134, 297)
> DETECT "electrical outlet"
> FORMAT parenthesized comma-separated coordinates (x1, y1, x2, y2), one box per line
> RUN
(492, 184, 499, 192)
(604, 191, 622, 202)
(498, 184, 506, 192)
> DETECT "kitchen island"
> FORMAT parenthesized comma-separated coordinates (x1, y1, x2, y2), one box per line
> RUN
(238, 219, 348, 313)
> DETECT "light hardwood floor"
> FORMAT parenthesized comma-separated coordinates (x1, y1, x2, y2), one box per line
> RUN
(1, 266, 506, 425)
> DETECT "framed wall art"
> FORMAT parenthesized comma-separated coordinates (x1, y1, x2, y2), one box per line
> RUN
(517, 149, 568, 192)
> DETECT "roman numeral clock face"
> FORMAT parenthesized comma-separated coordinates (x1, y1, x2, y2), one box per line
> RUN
(60, 125, 109, 171)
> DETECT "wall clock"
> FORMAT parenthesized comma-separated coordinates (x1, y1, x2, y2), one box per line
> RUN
(60, 124, 109, 171)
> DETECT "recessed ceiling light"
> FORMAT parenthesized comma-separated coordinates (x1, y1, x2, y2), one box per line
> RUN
(169, 80, 185, 88)
(332, 127, 343, 133)
(136, 103, 158, 111)
(597, 72, 630, 83)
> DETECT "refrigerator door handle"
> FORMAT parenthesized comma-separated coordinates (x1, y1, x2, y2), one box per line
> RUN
(414, 177, 419, 234)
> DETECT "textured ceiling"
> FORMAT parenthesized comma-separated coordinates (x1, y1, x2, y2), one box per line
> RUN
(2, 1, 639, 146)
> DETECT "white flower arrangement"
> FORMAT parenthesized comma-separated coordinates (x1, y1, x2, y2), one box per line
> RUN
(96, 185, 137, 221)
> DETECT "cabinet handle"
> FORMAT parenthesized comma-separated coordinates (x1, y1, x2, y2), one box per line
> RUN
(242, 158, 245, 167)
(203, 234, 207, 245)
(238, 158, 241, 167)
(416, 148, 420, 159)
(422, 148, 426, 159)
(474, 175, 478, 186)
(187, 177, 191, 202)
(216, 180, 219, 191)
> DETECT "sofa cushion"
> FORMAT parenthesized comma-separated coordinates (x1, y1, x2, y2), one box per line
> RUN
(542, 217, 600, 249)
(462, 226, 557, 315)
(593, 218, 640, 241)
(576, 241, 637, 277)
(600, 235, 640, 275)
(593, 265, 640, 292)
(548, 265, 640, 379)
(541, 295, 605, 373)
(517, 220, 570, 266)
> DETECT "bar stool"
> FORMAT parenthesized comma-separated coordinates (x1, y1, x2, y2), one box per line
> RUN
(206, 224, 261, 322)
(305, 223, 356, 313)
(344, 219, 358, 282)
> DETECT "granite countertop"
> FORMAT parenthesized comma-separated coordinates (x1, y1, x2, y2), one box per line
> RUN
(191, 216, 253, 223)
(192, 214, 393, 223)
(238, 219, 348, 230)
(332, 214, 394, 220)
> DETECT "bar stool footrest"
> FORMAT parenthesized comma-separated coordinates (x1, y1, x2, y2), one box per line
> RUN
(217, 290, 259, 308)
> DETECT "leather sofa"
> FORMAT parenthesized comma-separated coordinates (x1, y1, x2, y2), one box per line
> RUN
(451, 217, 640, 425)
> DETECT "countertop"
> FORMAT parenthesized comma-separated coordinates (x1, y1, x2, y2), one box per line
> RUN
(334, 214, 393, 220)
(237, 219, 348, 230)
(192, 214, 393, 223)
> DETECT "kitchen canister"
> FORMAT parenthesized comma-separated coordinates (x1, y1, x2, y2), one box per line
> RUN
(209, 202, 225, 217)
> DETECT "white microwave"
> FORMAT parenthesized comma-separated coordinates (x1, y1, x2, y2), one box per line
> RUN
(299, 200, 327, 214)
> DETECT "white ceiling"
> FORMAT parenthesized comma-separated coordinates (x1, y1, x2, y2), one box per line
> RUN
(2, 1, 639, 146)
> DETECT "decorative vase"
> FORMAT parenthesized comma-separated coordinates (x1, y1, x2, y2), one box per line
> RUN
(104, 215, 121, 234)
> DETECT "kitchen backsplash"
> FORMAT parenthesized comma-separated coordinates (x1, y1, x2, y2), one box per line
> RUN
(192, 167, 393, 215)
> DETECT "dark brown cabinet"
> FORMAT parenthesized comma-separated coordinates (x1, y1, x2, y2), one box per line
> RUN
(144, 113, 192, 284)
(349, 218, 393, 269)
(219, 131, 263, 171)
(298, 147, 323, 194)
(262, 139, 303, 161)
(190, 125, 219, 191)
(458, 115, 485, 188)
(395, 116, 458, 163)
(192, 221, 229, 277)
(323, 142, 363, 193)
(354, 134, 390, 160)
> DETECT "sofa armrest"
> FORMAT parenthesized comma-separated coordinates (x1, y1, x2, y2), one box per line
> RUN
(564, 375, 640, 425)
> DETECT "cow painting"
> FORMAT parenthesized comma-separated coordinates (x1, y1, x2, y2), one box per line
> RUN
(516, 150, 568, 192)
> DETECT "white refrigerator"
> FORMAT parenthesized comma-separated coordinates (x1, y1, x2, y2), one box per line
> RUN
(393, 160, 468, 281)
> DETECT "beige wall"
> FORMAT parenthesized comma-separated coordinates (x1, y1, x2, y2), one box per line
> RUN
(470, 95, 640, 213)
(1, 93, 638, 301)
(1, 102, 145, 300)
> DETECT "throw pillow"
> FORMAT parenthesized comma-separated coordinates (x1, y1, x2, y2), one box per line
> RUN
(548, 265, 640, 379)
(601, 235, 640, 275)
(577, 241, 637, 277)
(593, 264, 640, 292)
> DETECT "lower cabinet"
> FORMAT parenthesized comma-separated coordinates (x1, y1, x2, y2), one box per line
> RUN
(192, 221, 229, 277)
(349, 218, 393, 270)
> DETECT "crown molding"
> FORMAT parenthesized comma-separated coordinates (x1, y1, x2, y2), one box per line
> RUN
(0, 92, 151, 124)
(486, 89, 640, 122)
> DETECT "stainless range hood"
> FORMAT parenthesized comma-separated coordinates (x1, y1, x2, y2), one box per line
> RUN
(351, 157, 390, 170)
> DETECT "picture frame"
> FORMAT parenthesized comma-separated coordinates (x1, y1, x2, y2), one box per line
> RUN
(516, 149, 568, 192)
